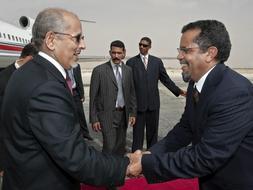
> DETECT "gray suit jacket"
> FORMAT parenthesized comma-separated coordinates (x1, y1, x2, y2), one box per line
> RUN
(89, 61, 136, 129)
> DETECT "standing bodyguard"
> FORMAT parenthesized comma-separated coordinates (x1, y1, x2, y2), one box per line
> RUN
(1, 8, 130, 190)
(90, 40, 136, 156)
(126, 37, 185, 152)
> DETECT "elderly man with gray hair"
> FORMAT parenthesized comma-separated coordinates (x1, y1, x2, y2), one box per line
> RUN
(1, 8, 130, 190)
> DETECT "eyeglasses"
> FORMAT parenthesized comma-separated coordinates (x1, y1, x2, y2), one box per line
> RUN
(54, 31, 84, 44)
(139, 43, 149, 48)
(177, 47, 200, 54)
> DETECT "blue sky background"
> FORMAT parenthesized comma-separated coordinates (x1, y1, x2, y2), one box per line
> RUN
(1, 0, 252, 68)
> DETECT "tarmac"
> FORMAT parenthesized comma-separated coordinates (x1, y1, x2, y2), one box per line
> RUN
(79, 61, 253, 152)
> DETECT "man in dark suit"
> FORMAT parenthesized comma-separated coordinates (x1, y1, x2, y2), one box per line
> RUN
(1, 8, 130, 190)
(67, 63, 93, 141)
(128, 20, 253, 190)
(0, 43, 38, 182)
(90, 40, 137, 156)
(126, 37, 185, 152)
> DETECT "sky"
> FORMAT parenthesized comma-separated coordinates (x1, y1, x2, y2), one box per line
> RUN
(0, 0, 252, 68)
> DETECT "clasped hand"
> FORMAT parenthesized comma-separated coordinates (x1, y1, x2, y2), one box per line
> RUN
(126, 150, 151, 178)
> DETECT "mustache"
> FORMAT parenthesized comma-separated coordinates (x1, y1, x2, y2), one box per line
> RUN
(180, 60, 189, 65)
(112, 58, 121, 61)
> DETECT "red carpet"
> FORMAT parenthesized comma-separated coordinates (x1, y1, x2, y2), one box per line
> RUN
(81, 177, 199, 190)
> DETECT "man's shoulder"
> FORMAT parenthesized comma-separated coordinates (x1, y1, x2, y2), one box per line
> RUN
(149, 55, 162, 62)
(0, 63, 15, 77)
(126, 55, 140, 65)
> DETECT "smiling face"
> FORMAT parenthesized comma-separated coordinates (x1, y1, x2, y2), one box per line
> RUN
(45, 12, 86, 69)
(177, 29, 210, 82)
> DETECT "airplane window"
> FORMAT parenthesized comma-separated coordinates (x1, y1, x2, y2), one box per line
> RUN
(8, 34, 11, 40)
(0, 33, 1, 38)
(16, 36, 18, 41)
(19, 37, 21, 42)
(3, 33, 6, 38)
(12, 35, 15, 41)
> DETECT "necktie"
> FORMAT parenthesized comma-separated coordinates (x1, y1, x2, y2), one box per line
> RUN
(115, 65, 125, 107)
(143, 56, 148, 70)
(65, 72, 73, 95)
(193, 86, 199, 104)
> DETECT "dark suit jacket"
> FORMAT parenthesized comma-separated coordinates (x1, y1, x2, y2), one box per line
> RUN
(73, 63, 84, 99)
(126, 54, 181, 111)
(142, 63, 253, 190)
(1, 55, 129, 190)
(0, 63, 16, 107)
(89, 61, 137, 129)
(0, 63, 16, 171)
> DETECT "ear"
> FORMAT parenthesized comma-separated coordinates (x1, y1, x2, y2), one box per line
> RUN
(206, 46, 218, 63)
(44, 31, 56, 51)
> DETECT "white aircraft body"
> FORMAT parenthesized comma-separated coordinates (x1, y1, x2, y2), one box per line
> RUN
(0, 17, 102, 70)
(0, 16, 33, 69)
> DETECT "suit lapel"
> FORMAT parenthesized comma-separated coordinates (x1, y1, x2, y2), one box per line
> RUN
(194, 63, 227, 129)
(33, 55, 66, 84)
(136, 54, 146, 71)
(121, 63, 127, 90)
(105, 62, 117, 87)
(199, 63, 226, 105)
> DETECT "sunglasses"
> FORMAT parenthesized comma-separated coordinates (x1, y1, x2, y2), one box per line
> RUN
(139, 43, 149, 48)
(54, 31, 84, 44)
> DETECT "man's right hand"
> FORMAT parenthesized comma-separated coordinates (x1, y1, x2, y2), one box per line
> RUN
(92, 122, 101, 132)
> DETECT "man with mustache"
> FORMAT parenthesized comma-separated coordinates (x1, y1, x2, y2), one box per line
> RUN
(89, 40, 136, 161)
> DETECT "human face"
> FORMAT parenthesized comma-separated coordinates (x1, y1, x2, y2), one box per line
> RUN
(109, 46, 125, 64)
(53, 14, 85, 69)
(139, 40, 151, 55)
(177, 29, 208, 82)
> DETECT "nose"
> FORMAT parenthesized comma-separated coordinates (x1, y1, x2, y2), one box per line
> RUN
(79, 38, 86, 50)
(177, 51, 184, 61)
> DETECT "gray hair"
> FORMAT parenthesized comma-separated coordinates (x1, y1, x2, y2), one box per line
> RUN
(32, 8, 74, 49)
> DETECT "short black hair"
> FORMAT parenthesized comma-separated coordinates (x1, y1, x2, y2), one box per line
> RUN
(20, 43, 38, 58)
(181, 20, 231, 62)
(110, 40, 125, 50)
(140, 37, 152, 45)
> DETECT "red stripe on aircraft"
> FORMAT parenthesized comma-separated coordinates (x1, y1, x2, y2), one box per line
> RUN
(0, 44, 23, 52)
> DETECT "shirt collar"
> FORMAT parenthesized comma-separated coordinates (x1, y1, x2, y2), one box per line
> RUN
(39, 51, 66, 79)
(110, 59, 123, 68)
(14, 60, 20, 69)
(195, 65, 216, 93)
(140, 53, 149, 60)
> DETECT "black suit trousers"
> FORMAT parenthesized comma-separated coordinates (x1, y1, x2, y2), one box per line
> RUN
(132, 109, 159, 152)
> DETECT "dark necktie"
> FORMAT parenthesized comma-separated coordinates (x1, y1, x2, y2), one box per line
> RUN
(65, 72, 73, 95)
(193, 86, 200, 104)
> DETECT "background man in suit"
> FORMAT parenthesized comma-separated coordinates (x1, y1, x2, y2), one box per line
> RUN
(67, 63, 93, 141)
(1, 8, 130, 190)
(126, 37, 186, 152)
(90, 40, 136, 156)
(128, 20, 253, 190)
(0, 43, 38, 184)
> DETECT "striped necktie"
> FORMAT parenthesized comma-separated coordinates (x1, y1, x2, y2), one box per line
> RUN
(65, 72, 73, 95)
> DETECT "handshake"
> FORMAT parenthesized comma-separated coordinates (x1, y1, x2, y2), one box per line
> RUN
(125, 150, 151, 178)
